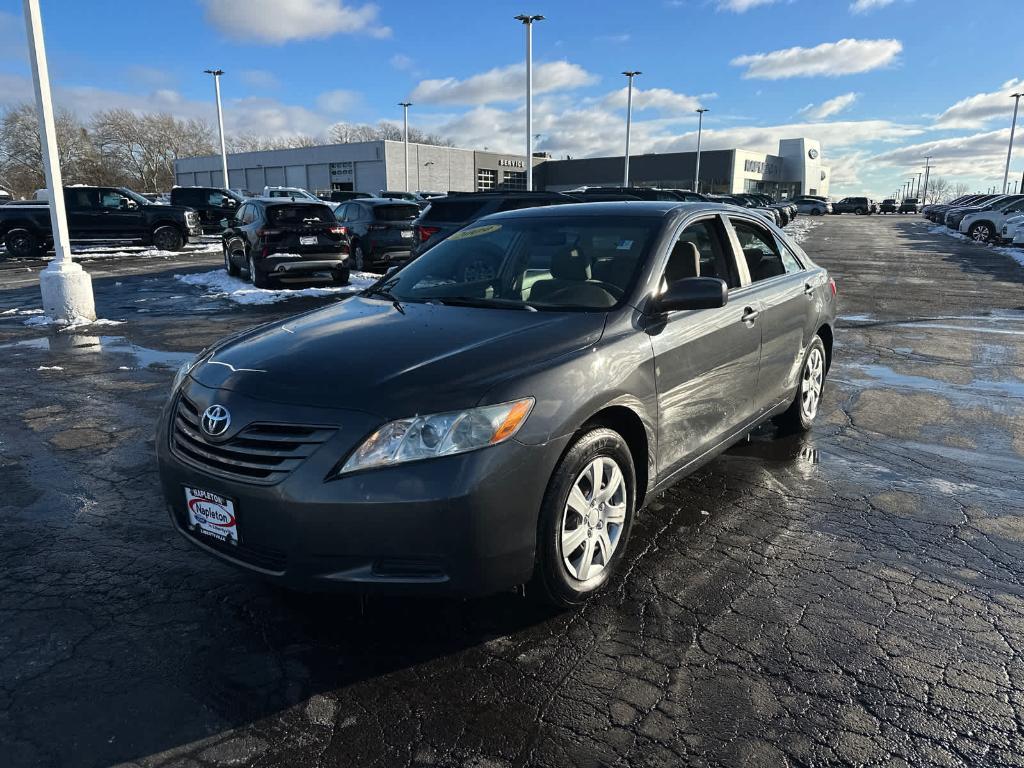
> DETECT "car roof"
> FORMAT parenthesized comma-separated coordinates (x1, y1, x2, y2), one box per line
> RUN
(477, 200, 742, 220)
(351, 197, 420, 205)
(250, 197, 328, 205)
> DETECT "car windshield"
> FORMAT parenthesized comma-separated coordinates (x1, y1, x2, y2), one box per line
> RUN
(377, 216, 656, 311)
(267, 204, 334, 225)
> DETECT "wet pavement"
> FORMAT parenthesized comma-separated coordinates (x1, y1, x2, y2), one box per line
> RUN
(2, 216, 1024, 767)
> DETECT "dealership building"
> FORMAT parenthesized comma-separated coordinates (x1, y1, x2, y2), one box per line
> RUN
(174, 136, 829, 199)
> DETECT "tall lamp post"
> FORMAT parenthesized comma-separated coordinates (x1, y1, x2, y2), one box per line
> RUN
(694, 107, 709, 193)
(203, 69, 229, 188)
(23, 0, 95, 322)
(921, 156, 932, 204)
(1004, 92, 1023, 194)
(622, 71, 641, 186)
(514, 14, 544, 191)
(399, 102, 412, 192)
(915, 172, 922, 199)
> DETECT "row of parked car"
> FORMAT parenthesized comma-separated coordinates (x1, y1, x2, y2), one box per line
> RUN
(922, 192, 1024, 243)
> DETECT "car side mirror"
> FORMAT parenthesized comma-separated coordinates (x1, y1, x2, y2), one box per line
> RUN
(655, 277, 728, 313)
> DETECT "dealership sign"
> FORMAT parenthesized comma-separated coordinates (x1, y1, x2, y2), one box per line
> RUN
(498, 159, 525, 168)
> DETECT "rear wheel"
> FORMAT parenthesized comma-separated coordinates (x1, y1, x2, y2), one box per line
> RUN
(530, 427, 636, 609)
(248, 253, 271, 288)
(152, 225, 184, 252)
(352, 242, 365, 271)
(3, 228, 41, 259)
(810, 207, 822, 216)
(968, 222, 994, 243)
(855, 207, 865, 215)
(332, 267, 350, 285)
(774, 336, 827, 435)
(223, 239, 242, 276)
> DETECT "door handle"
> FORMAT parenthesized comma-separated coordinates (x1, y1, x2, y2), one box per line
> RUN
(803, 282, 814, 296)
(741, 307, 759, 323)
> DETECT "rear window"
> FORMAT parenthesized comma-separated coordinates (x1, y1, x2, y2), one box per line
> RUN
(266, 204, 334, 225)
(374, 204, 419, 221)
(421, 198, 490, 222)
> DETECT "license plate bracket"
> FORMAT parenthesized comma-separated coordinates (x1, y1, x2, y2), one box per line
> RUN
(184, 487, 239, 544)
(300, 235, 318, 245)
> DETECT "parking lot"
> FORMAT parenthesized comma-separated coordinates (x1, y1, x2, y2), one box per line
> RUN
(2, 214, 1024, 767)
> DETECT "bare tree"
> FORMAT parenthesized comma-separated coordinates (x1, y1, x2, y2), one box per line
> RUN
(950, 182, 971, 200)
(226, 132, 323, 153)
(0, 102, 94, 197)
(924, 176, 950, 205)
(326, 121, 453, 147)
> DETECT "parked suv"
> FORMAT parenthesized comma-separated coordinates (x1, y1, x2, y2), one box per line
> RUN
(317, 190, 372, 203)
(0, 186, 200, 257)
(944, 195, 1011, 230)
(170, 187, 246, 234)
(792, 197, 831, 216)
(958, 195, 1024, 242)
(879, 199, 898, 214)
(898, 198, 921, 214)
(831, 197, 873, 215)
(412, 191, 577, 257)
(335, 198, 421, 271)
(222, 199, 350, 287)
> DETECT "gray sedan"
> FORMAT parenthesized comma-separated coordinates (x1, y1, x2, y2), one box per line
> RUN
(157, 201, 837, 608)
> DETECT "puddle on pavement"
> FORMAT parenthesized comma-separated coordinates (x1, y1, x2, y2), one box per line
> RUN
(0, 334, 194, 370)
(841, 363, 1024, 401)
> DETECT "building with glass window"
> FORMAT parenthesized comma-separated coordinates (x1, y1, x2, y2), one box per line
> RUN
(174, 136, 828, 199)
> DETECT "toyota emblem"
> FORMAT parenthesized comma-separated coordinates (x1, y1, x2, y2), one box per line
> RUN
(201, 405, 231, 437)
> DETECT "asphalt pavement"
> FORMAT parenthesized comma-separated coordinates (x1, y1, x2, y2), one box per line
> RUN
(1, 215, 1023, 768)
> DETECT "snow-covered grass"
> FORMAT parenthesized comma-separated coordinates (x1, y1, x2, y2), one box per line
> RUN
(927, 223, 1024, 268)
(174, 269, 378, 306)
(786, 216, 820, 244)
(23, 315, 126, 331)
(69, 242, 221, 260)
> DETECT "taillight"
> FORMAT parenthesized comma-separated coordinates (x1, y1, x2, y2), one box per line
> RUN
(329, 226, 347, 235)
(829, 277, 837, 297)
(418, 225, 441, 241)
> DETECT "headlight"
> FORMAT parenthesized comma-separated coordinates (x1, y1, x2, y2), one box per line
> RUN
(338, 398, 534, 475)
(171, 356, 200, 393)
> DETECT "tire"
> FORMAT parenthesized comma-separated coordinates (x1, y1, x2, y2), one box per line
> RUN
(332, 267, 350, 285)
(855, 207, 865, 216)
(530, 427, 636, 609)
(352, 242, 365, 271)
(3, 228, 41, 259)
(223, 239, 242, 277)
(773, 336, 827, 435)
(968, 222, 994, 243)
(152, 225, 184, 251)
(248, 253, 271, 289)
(810, 208, 822, 216)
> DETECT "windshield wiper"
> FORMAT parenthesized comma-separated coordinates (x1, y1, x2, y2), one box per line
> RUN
(430, 296, 537, 312)
(361, 278, 405, 313)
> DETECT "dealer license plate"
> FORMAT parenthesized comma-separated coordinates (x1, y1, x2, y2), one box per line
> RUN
(185, 487, 238, 544)
(400, 230, 413, 239)
(300, 235, 318, 245)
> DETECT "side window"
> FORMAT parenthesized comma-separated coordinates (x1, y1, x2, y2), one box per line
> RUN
(207, 190, 227, 207)
(235, 204, 250, 224)
(775, 237, 804, 273)
(65, 188, 97, 210)
(730, 218, 787, 283)
(335, 203, 350, 221)
(663, 218, 738, 289)
(99, 189, 127, 209)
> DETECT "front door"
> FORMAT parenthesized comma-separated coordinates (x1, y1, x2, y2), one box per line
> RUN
(97, 188, 146, 239)
(649, 215, 762, 476)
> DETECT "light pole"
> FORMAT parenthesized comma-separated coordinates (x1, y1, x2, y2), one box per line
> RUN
(1005, 93, 1023, 194)
(622, 71, 641, 187)
(514, 14, 544, 191)
(399, 102, 412, 192)
(204, 69, 229, 188)
(914, 172, 922, 199)
(694, 107, 709, 193)
(23, 0, 95, 322)
(921, 156, 932, 204)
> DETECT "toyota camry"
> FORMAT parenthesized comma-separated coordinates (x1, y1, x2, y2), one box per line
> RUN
(157, 201, 836, 608)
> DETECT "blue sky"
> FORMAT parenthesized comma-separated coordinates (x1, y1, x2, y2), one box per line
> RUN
(1, 0, 1023, 197)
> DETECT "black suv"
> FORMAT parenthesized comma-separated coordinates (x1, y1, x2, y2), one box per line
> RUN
(318, 190, 372, 203)
(411, 191, 577, 257)
(879, 199, 898, 214)
(334, 198, 421, 271)
(170, 187, 246, 234)
(0, 186, 201, 257)
(831, 197, 873, 215)
(222, 199, 350, 288)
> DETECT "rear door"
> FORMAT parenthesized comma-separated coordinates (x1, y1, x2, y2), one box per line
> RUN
(63, 187, 101, 239)
(725, 215, 818, 415)
(649, 214, 761, 475)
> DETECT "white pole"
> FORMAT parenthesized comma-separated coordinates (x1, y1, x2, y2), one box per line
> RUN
(399, 102, 412, 192)
(622, 71, 640, 187)
(694, 108, 708, 193)
(205, 70, 229, 188)
(23, 0, 95, 322)
(515, 15, 543, 191)
(1003, 93, 1022, 194)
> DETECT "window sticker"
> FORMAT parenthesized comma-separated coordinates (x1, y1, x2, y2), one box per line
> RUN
(449, 223, 502, 241)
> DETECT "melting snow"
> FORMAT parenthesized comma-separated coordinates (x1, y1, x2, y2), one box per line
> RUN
(23, 315, 126, 331)
(174, 270, 378, 306)
(927, 224, 1024, 268)
(786, 217, 820, 244)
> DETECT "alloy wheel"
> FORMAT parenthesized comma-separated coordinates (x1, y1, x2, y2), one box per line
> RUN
(560, 456, 627, 581)
(971, 225, 991, 242)
(800, 347, 825, 421)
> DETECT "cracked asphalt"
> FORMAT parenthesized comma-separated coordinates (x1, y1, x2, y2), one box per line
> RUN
(2, 215, 1024, 768)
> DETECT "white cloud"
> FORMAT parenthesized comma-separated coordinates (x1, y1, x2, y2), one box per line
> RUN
(799, 92, 859, 120)
(850, 0, 896, 12)
(600, 86, 707, 114)
(316, 89, 360, 114)
(717, 0, 778, 10)
(871, 128, 1012, 177)
(201, 0, 390, 44)
(411, 61, 598, 106)
(390, 54, 415, 72)
(731, 38, 902, 79)
(935, 78, 1024, 130)
(238, 69, 281, 90)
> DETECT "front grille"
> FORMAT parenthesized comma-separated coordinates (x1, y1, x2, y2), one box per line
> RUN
(170, 394, 336, 485)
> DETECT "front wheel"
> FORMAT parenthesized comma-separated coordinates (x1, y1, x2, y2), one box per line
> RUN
(968, 222, 994, 243)
(774, 337, 827, 435)
(152, 225, 184, 252)
(530, 427, 636, 609)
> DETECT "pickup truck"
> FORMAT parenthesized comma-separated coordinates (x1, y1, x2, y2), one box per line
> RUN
(0, 186, 202, 258)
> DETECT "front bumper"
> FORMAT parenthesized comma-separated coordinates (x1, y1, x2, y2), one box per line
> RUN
(156, 381, 566, 595)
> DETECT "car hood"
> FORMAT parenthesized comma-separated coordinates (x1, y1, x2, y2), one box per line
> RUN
(191, 296, 606, 417)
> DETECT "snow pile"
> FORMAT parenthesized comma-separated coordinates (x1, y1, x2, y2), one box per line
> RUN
(175, 270, 377, 306)
(927, 224, 1024, 268)
(1, 307, 44, 317)
(23, 315, 126, 331)
(786, 217, 820, 244)
(37, 366, 63, 371)
(70, 242, 221, 260)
